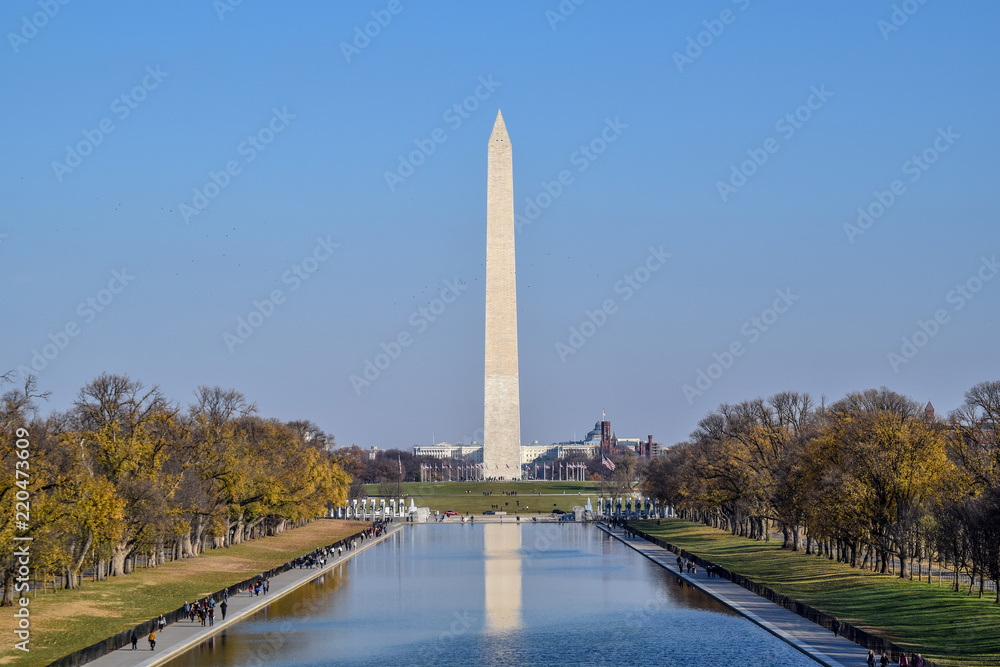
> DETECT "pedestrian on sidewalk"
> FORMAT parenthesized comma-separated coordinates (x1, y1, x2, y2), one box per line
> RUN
(880, 652, 890, 667)
(208, 606, 215, 627)
(148, 631, 156, 651)
(832, 617, 840, 637)
(220, 600, 228, 620)
(867, 649, 875, 667)
(898, 653, 908, 666)
(158, 614, 166, 632)
(912, 654, 923, 667)
(130, 631, 138, 650)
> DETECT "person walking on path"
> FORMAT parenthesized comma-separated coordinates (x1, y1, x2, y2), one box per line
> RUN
(898, 653, 908, 666)
(158, 614, 166, 632)
(880, 653, 890, 667)
(148, 631, 156, 651)
(130, 631, 138, 650)
(208, 606, 215, 627)
(831, 617, 841, 637)
(220, 600, 228, 621)
(867, 650, 875, 667)
(912, 654, 923, 667)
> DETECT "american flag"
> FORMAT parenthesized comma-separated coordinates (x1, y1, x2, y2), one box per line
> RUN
(602, 455, 616, 471)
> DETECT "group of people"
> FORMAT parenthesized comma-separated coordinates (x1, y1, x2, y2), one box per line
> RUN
(368, 518, 391, 538)
(186, 595, 228, 625)
(294, 542, 343, 569)
(129, 613, 170, 651)
(122, 522, 389, 655)
(291, 520, 391, 571)
(247, 578, 270, 595)
(674, 555, 698, 575)
(868, 649, 924, 666)
(606, 517, 632, 532)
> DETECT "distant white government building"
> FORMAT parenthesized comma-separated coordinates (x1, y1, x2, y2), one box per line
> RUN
(412, 442, 484, 463)
(412, 417, 665, 466)
(412, 438, 598, 466)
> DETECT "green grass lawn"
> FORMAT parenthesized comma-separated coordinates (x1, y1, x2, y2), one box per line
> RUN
(364, 481, 600, 514)
(0, 519, 366, 667)
(635, 519, 1000, 667)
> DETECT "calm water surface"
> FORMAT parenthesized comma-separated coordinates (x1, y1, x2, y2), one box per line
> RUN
(164, 524, 815, 666)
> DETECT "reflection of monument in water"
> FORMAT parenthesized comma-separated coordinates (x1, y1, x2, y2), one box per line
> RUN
(483, 523, 522, 633)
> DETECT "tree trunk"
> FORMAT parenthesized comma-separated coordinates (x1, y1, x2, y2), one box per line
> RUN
(111, 544, 129, 577)
(66, 532, 93, 589)
(180, 532, 196, 558)
(191, 515, 207, 557)
(1, 569, 13, 606)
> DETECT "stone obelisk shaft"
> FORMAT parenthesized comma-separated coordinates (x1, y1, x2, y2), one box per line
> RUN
(484, 110, 520, 480)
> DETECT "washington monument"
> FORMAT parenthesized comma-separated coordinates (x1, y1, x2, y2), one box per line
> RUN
(483, 110, 521, 480)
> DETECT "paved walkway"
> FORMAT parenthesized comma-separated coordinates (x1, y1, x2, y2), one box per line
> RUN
(88, 523, 406, 667)
(599, 524, 872, 667)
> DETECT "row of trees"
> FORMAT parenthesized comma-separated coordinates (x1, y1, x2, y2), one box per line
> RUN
(0, 373, 349, 605)
(642, 382, 1000, 601)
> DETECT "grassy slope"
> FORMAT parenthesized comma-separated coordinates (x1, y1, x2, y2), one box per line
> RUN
(365, 481, 600, 514)
(635, 519, 1000, 667)
(0, 519, 367, 667)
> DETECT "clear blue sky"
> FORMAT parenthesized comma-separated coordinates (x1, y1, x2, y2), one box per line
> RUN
(3, 1, 998, 450)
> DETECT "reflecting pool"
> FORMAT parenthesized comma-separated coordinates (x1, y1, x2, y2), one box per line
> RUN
(163, 523, 815, 666)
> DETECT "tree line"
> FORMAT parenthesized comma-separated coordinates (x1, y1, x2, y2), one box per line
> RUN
(641, 382, 1000, 602)
(0, 373, 349, 605)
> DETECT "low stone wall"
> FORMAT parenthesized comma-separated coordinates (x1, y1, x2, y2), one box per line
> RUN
(47, 525, 372, 667)
(630, 525, 943, 667)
